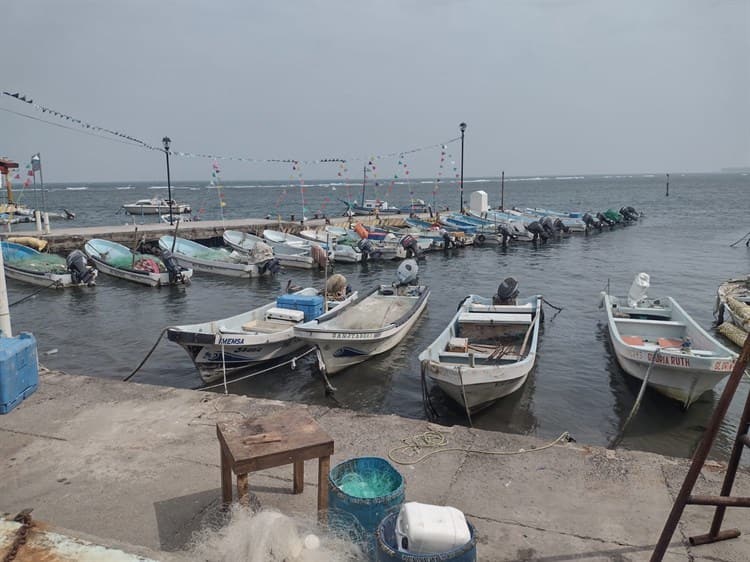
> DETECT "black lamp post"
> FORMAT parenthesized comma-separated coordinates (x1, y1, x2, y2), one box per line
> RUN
(459, 122, 467, 213)
(162, 136, 173, 225)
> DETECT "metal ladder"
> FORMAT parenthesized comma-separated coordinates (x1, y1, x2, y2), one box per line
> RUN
(651, 334, 750, 560)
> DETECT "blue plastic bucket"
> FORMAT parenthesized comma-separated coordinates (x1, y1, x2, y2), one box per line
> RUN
(328, 457, 405, 553)
(375, 512, 477, 562)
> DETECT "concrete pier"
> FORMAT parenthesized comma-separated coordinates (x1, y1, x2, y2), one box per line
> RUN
(1, 370, 748, 561)
(0, 214, 416, 252)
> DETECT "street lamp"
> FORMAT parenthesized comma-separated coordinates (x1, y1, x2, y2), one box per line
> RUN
(162, 136, 173, 225)
(459, 122, 467, 213)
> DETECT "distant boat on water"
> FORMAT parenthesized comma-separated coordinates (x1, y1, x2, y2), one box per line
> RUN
(121, 197, 191, 215)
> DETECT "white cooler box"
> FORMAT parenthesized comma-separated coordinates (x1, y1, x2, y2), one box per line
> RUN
(265, 307, 305, 323)
(395, 502, 471, 554)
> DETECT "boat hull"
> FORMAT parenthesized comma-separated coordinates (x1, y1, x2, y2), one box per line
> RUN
(604, 293, 736, 408)
(424, 359, 532, 413)
(122, 204, 191, 215)
(169, 254, 259, 277)
(171, 336, 308, 384)
(295, 288, 430, 374)
(3, 266, 73, 288)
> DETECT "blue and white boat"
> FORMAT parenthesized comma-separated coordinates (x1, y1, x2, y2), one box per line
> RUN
(85, 238, 192, 287)
(159, 235, 278, 278)
(167, 287, 359, 383)
(1, 241, 96, 288)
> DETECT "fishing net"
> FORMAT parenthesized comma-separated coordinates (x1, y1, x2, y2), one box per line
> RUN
(337, 470, 400, 499)
(107, 254, 165, 272)
(188, 506, 363, 562)
(11, 255, 68, 274)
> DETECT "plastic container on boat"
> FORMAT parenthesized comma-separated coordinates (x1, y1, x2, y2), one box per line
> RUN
(627, 272, 650, 307)
(328, 457, 405, 551)
(354, 223, 369, 239)
(0, 333, 39, 414)
(265, 307, 305, 323)
(276, 293, 324, 321)
(395, 502, 471, 555)
(376, 512, 476, 562)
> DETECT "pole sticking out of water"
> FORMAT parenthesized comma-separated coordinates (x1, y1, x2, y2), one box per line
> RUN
(665, 173, 669, 197)
(500, 170, 505, 210)
(0, 242, 12, 338)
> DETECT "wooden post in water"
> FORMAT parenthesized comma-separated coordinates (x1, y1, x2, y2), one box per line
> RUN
(500, 170, 505, 210)
(666, 173, 669, 197)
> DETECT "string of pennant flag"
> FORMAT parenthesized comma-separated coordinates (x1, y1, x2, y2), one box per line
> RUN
(1, 90, 460, 166)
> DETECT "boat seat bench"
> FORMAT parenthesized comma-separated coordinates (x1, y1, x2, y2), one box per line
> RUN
(614, 318, 686, 327)
(458, 312, 532, 325)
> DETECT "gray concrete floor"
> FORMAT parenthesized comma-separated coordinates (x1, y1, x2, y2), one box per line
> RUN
(1, 370, 749, 561)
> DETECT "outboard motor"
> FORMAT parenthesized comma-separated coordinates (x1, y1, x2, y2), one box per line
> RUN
(526, 221, 548, 243)
(554, 217, 570, 233)
(441, 229, 454, 250)
(66, 249, 97, 286)
(493, 277, 519, 305)
(496, 224, 516, 247)
(620, 206, 639, 221)
(357, 238, 373, 262)
(582, 212, 601, 232)
(160, 249, 183, 285)
(400, 234, 420, 259)
(259, 258, 281, 275)
(540, 216, 556, 237)
(395, 259, 419, 287)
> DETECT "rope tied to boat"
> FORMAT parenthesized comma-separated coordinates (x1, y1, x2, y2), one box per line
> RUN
(388, 429, 571, 466)
(608, 347, 662, 449)
(122, 327, 170, 382)
(9, 279, 62, 307)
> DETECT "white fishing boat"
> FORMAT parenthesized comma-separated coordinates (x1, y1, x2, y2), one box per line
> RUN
(0, 242, 97, 288)
(84, 238, 192, 287)
(294, 261, 429, 374)
(159, 235, 279, 278)
(167, 286, 359, 383)
(263, 229, 330, 269)
(223, 230, 314, 270)
(262, 229, 312, 250)
(121, 197, 191, 215)
(419, 286, 542, 413)
(603, 273, 737, 408)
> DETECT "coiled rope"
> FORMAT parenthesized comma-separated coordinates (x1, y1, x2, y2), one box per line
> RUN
(388, 429, 571, 465)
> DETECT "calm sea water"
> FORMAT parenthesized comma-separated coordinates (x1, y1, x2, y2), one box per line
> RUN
(6, 173, 750, 462)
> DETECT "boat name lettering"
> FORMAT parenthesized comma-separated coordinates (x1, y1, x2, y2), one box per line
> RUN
(333, 332, 371, 340)
(218, 337, 245, 345)
(713, 359, 735, 372)
(646, 352, 691, 367)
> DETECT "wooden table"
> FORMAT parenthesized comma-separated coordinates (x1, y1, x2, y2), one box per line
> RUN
(216, 410, 334, 520)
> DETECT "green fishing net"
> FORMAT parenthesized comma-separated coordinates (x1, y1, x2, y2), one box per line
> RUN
(107, 254, 166, 272)
(338, 471, 399, 499)
(12, 255, 68, 274)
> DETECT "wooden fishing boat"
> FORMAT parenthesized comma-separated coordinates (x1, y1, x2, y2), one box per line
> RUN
(121, 197, 191, 215)
(167, 287, 358, 383)
(223, 230, 313, 269)
(0, 241, 96, 288)
(603, 274, 736, 408)
(84, 238, 192, 287)
(159, 235, 278, 278)
(294, 262, 429, 373)
(419, 294, 542, 413)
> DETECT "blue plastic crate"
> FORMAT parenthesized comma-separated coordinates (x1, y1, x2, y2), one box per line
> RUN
(276, 293, 324, 322)
(0, 332, 39, 414)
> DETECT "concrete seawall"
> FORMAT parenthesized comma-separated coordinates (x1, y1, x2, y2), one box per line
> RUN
(1, 370, 748, 560)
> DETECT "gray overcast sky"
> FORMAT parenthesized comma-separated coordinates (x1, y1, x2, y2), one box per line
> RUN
(1, 0, 748, 182)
